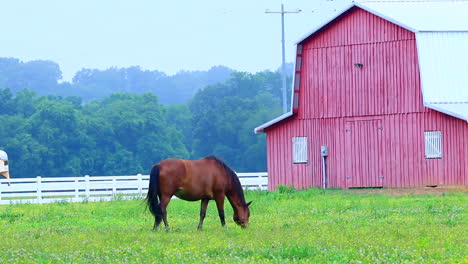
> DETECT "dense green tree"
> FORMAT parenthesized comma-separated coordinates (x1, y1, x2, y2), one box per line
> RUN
(165, 104, 193, 154)
(189, 72, 282, 171)
(0, 62, 291, 177)
(0, 88, 14, 115)
(0, 89, 190, 177)
(0, 58, 62, 94)
(70, 65, 234, 104)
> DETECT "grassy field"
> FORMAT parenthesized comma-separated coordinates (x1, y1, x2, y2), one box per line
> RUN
(1, 187, 466, 263)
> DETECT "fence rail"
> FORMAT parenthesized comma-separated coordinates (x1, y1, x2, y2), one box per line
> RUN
(0, 172, 268, 205)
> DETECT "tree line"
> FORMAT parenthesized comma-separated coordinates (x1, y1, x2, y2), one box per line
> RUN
(0, 59, 291, 177)
(0, 57, 234, 104)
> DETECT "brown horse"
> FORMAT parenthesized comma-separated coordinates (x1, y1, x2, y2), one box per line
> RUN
(145, 156, 251, 230)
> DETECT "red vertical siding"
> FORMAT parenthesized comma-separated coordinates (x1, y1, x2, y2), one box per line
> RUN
(264, 7, 467, 190)
(266, 112, 468, 190)
(298, 8, 425, 120)
(304, 7, 414, 48)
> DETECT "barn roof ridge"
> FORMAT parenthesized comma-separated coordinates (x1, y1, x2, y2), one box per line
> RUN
(295, 1, 468, 45)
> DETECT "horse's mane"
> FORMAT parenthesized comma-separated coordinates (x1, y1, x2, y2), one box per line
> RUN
(206, 156, 247, 206)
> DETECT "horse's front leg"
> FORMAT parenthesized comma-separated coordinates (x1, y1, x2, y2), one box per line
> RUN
(214, 194, 226, 227)
(197, 199, 209, 230)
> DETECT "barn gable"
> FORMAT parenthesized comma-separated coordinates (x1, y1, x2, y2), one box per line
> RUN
(255, 1, 468, 133)
(341, 2, 468, 122)
(297, 7, 423, 120)
(255, 1, 468, 190)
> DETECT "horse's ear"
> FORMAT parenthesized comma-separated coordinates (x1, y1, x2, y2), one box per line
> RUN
(247, 201, 252, 207)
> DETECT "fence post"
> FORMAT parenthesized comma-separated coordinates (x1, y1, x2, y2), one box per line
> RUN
(112, 178, 117, 197)
(37, 176, 42, 203)
(258, 173, 263, 190)
(85, 175, 90, 199)
(75, 178, 80, 199)
(137, 174, 142, 198)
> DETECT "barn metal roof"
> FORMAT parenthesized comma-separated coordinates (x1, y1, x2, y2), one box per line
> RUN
(254, 112, 294, 133)
(255, 1, 468, 133)
(357, 1, 468, 32)
(416, 31, 468, 122)
(296, 1, 468, 43)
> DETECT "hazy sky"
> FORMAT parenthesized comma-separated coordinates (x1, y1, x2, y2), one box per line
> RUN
(0, 0, 350, 81)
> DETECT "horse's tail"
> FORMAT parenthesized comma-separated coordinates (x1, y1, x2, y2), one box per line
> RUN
(146, 165, 162, 219)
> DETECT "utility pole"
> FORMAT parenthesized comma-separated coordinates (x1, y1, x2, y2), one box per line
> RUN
(266, 4, 301, 113)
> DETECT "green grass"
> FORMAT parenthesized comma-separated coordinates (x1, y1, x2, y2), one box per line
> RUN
(1, 188, 467, 263)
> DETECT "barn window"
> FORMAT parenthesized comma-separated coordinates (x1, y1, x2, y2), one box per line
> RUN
(424, 131, 442, 159)
(292, 137, 308, 163)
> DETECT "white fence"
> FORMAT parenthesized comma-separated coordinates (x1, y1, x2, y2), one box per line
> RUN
(0, 172, 268, 205)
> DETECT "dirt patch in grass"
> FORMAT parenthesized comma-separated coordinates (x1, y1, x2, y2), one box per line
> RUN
(344, 185, 467, 196)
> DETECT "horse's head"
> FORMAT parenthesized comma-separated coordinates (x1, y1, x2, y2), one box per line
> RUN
(233, 201, 252, 228)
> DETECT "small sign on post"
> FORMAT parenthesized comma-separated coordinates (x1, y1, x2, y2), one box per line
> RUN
(0, 150, 10, 186)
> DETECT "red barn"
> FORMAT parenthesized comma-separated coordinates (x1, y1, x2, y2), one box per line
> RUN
(255, 1, 468, 189)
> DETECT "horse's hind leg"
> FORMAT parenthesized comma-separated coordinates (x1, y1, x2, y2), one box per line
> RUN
(159, 196, 171, 231)
(153, 214, 163, 231)
(197, 199, 209, 230)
